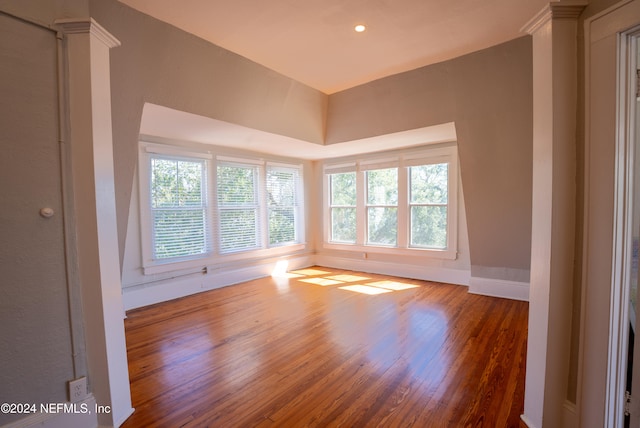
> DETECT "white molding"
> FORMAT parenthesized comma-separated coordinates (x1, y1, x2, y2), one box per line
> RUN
(56, 16, 131, 426)
(315, 254, 471, 286)
(522, 1, 588, 35)
(54, 18, 120, 48)
(123, 255, 314, 310)
(2, 396, 98, 428)
(468, 276, 529, 301)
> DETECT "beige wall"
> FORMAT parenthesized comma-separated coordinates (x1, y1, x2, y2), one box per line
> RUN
(90, 0, 328, 264)
(328, 37, 533, 281)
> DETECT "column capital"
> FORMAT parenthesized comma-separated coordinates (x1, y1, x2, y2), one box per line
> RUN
(54, 17, 120, 48)
(522, 1, 587, 35)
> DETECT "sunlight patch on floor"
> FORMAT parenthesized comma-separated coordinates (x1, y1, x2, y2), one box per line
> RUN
(366, 280, 419, 291)
(300, 277, 344, 286)
(326, 274, 371, 282)
(339, 285, 393, 295)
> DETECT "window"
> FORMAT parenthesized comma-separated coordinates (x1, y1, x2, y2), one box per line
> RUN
(324, 145, 458, 259)
(139, 143, 305, 273)
(217, 162, 261, 253)
(329, 172, 357, 243)
(146, 152, 211, 262)
(366, 168, 398, 246)
(409, 163, 448, 248)
(267, 165, 301, 246)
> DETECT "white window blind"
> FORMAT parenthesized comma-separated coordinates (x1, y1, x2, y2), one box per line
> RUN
(217, 162, 261, 253)
(266, 165, 301, 246)
(149, 155, 210, 260)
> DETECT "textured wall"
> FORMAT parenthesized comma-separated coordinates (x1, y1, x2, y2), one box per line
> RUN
(0, 14, 75, 425)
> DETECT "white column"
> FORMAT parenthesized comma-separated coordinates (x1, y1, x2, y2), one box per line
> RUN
(55, 18, 134, 427)
(521, 2, 585, 427)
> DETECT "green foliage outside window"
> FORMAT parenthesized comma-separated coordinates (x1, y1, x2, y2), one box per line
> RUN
(410, 163, 448, 248)
(151, 157, 207, 259)
(367, 168, 398, 245)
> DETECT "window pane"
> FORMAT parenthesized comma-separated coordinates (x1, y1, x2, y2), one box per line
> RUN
(367, 207, 397, 245)
(411, 206, 447, 248)
(410, 163, 448, 204)
(153, 209, 207, 259)
(267, 167, 299, 246)
(150, 156, 208, 261)
(217, 165, 257, 204)
(219, 209, 258, 252)
(152, 158, 204, 208)
(269, 208, 295, 245)
(217, 163, 260, 252)
(331, 207, 356, 243)
(267, 169, 296, 206)
(367, 168, 398, 205)
(331, 172, 356, 205)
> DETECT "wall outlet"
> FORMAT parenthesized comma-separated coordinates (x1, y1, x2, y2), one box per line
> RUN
(68, 377, 87, 403)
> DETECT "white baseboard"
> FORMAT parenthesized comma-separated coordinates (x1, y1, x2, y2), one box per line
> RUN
(315, 254, 471, 286)
(520, 414, 537, 428)
(2, 396, 98, 428)
(519, 401, 576, 428)
(123, 255, 314, 310)
(468, 276, 529, 301)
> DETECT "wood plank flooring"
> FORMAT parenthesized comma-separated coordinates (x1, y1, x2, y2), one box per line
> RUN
(121, 267, 528, 427)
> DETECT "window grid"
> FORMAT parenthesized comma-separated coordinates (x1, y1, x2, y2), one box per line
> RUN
(267, 166, 300, 246)
(365, 168, 398, 246)
(139, 143, 305, 273)
(409, 163, 449, 249)
(323, 146, 458, 259)
(329, 172, 357, 243)
(149, 155, 210, 261)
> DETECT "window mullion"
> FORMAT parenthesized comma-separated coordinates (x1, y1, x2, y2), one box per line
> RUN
(259, 165, 268, 249)
(397, 165, 408, 248)
(356, 170, 366, 245)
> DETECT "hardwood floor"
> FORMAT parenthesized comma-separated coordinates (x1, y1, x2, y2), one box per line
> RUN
(121, 267, 528, 427)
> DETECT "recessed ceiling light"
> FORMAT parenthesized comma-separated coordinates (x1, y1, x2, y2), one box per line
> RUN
(354, 24, 366, 33)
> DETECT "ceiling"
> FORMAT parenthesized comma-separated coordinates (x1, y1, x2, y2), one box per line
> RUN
(117, 0, 549, 94)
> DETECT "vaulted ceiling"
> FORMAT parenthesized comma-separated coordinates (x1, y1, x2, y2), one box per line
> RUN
(118, 0, 549, 94)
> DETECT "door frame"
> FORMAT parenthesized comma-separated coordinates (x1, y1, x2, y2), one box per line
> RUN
(606, 24, 639, 426)
(581, 1, 640, 426)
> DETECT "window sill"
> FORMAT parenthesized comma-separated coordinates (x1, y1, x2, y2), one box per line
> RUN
(142, 243, 306, 275)
(322, 242, 457, 260)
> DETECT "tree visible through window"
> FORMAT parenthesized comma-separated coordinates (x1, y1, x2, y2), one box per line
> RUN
(410, 163, 448, 248)
(217, 163, 260, 253)
(329, 172, 357, 243)
(150, 156, 208, 260)
(324, 146, 457, 258)
(267, 166, 299, 246)
(366, 168, 398, 245)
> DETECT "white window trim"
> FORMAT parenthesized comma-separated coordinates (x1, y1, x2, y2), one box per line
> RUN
(138, 142, 306, 275)
(138, 142, 214, 274)
(323, 144, 458, 260)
